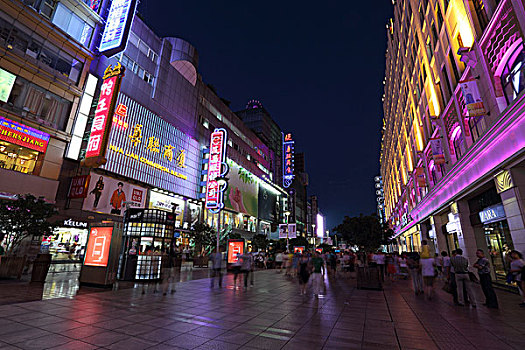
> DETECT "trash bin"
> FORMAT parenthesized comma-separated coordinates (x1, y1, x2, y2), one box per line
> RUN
(356, 265, 382, 290)
(31, 253, 52, 283)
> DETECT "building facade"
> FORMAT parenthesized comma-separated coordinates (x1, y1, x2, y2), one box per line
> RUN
(381, 0, 525, 284)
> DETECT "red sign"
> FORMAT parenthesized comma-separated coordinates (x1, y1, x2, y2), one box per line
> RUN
(84, 226, 113, 267)
(86, 75, 118, 159)
(0, 116, 50, 153)
(68, 175, 91, 199)
(131, 189, 143, 202)
(227, 239, 244, 264)
(206, 128, 228, 212)
(83, 64, 124, 168)
(294, 246, 305, 253)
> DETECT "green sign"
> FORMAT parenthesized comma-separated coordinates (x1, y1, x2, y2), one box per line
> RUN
(0, 68, 16, 103)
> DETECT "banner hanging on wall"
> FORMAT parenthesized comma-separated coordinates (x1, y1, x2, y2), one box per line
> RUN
(460, 79, 486, 117)
(430, 138, 446, 165)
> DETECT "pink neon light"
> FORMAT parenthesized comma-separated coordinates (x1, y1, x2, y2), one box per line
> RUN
(395, 93, 525, 237)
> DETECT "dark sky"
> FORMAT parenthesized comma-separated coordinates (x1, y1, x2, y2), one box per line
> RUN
(138, 1, 393, 229)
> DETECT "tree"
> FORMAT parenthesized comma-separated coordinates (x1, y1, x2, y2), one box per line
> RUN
(0, 194, 57, 255)
(251, 234, 269, 252)
(187, 223, 216, 254)
(333, 214, 389, 251)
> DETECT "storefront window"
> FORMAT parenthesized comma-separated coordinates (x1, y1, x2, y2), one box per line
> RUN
(0, 141, 40, 174)
(41, 227, 88, 261)
(484, 220, 514, 281)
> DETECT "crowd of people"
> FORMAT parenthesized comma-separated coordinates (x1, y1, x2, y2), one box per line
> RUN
(367, 241, 525, 309)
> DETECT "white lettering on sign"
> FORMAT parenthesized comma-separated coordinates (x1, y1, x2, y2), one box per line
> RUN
(63, 219, 88, 228)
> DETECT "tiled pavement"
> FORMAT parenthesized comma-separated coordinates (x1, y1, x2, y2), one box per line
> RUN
(0, 270, 524, 349)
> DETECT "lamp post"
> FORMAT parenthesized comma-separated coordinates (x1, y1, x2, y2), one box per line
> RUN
(215, 176, 229, 252)
(312, 223, 316, 248)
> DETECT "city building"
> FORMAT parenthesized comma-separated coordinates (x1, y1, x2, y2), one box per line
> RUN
(381, 0, 525, 285)
(196, 81, 287, 241)
(0, 0, 107, 202)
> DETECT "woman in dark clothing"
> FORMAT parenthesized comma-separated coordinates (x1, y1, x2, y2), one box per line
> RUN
(299, 255, 311, 295)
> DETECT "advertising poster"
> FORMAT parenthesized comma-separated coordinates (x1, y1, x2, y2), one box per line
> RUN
(294, 246, 305, 254)
(148, 191, 185, 226)
(288, 224, 297, 238)
(185, 202, 202, 229)
(279, 224, 288, 239)
(84, 226, 113, 267)
(415, 167, 426, 187)
(460, 79, 485, 117)
(430, 138, 446, 165)
(224, 160, 258, 217)
(258, 184, 279, 222)
(0, 68, 16, 103)
(227, 239, 244, 264)
(83, 171, 146, 216)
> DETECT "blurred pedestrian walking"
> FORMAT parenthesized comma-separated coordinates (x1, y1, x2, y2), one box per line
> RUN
(311, 252, 325, 297)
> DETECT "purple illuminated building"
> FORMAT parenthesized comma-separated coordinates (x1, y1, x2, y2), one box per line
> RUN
(381, 0, 525, 283)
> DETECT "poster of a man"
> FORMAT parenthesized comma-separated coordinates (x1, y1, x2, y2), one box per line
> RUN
(90, 176, 105, 208)
(110, 182, 126, 215)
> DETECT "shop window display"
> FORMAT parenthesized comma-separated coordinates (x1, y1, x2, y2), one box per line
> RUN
(41, 227, 88, 261)
(0, 141, 40, 174)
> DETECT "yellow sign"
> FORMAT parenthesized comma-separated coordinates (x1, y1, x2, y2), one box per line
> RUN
(108, 144, 188, 180)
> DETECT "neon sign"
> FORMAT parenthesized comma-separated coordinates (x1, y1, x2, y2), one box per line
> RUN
(205, 128, 228, 213)
(0, 116, 50, 153)
(283, 132, 295, 188)
(99, 0, 137, 57)
(103, 94, 201, 198)
(83, 63, 124, 168)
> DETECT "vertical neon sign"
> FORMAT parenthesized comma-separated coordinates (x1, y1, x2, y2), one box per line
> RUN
(283, 133, 295, 188)
(82, 63, 125, 168)
(205, 128, 228, 213)
(99, 0, 138, 57)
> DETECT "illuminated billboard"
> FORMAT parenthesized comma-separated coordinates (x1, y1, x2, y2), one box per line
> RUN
(83, 64, 125, 168)
(227, 239, 244, 264)
(0, 68, 16, 103)
(283, 133, 295, 188)
(103, 93, 201, 199)
(99, 0, 138, 57)
(224, 160, 258, 218)
(84, 226, 113, 267)
(205, 129, 228, 212)
(0, 116, 50, 153)
(316, 213, 325, 238)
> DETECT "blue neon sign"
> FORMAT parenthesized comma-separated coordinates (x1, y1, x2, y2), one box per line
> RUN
(99, 0, 137, 56)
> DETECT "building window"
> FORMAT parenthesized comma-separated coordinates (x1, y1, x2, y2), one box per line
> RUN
(52, 3, 94, 48)
(451, 127, 466, 159)
(472, 0, 489, 32)
(23, 0, 57, 20)
(501, 42, 525, 105)
(469, 116, 487, 141)
(436, 5, 444, 29)
(448, 50, 461, 85)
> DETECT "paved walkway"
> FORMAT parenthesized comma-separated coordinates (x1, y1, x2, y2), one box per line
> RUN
(0, 270, 524, 349)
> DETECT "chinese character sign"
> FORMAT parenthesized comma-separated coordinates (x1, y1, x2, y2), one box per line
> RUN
(99, 0, 138, 56)
(206, 128, 228, 212)
(283, 132, 295, 188)
(84, 227, 113, 267)
(84, 64, 124, 167)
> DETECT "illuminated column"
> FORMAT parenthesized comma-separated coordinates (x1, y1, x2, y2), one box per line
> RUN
(500, 168, 525, 253)
(456, 200, 480, 261)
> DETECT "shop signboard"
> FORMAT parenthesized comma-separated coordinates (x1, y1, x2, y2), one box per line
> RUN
(205, 128, 228, 212)
(99, 0, 138, 57)
(148, 191, 185, 228)
(82, 171, 146, 216)
(227, 239, 244, 264)
(479, 204, 506, 224)
(84, 226, 113, 267)
(224, 160, 258, 218)
(0, 116, 50, 153)
(460, 79, 486, 117)
(63, 219, 89, 228)
(430, 137, 445, 165)
(104, 94, 201, 199)
(83, 63, 125, 168)
(282, 133, 295, 188)
(69, 175, 91, 199)
(0, 68, 16, 102)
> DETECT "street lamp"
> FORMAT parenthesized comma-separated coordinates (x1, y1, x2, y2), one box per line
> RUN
(215, 176, 229, 252)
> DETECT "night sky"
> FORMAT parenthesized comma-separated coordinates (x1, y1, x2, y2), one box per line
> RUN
(138, 1, 393, 229)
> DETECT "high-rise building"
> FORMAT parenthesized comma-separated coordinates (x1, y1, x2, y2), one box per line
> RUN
(381, 0, 525, 284)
